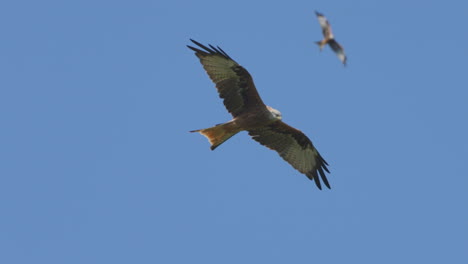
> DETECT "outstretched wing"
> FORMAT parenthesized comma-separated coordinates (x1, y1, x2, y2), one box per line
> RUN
(315, 11, 334, 39)
(248, 121, 330, 190)
(187, 39, 266, 117)
(328, 39, 347, 66)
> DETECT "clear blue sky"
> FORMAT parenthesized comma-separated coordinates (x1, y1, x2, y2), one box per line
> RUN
(1, 0, 467, 263)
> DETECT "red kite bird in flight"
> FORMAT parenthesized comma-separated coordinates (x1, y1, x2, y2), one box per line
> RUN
(315, 11, 347, 66)
(188, 39, 331, 190)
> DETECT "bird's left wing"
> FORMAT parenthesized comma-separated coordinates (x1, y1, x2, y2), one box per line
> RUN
(328, 39, 347, 66)
(248, 121, 330, 190)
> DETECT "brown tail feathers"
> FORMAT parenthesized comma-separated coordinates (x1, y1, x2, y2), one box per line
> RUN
(190, 121, 241, 150)
(315, 40, 328, 51)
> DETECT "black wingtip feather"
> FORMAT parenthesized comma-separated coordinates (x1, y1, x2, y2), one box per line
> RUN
(305, 154, 331, 190)
(306, 171, 322, 190)
(313, 172, 323, 190)
(188, 39, 232, 60)
(216, 46, 231, 58)
(188, 39, 213, 55)
(189, 39, 207, 49)
(321, 159, 330, 174)
(208, 44, 218, 51)
(187, 45, 203, 54)
(318, 166, 331, 189)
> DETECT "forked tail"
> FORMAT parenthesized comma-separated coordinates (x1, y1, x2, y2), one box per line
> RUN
(190, 121, 241, 150)
(315, 40, 327, 51)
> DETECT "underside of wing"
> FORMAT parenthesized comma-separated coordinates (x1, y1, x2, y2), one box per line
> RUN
(187, 39, 266, 117)
(328, 39, 347, 66)
(248, 121, 330, 190)
(315, 11, 334, 39)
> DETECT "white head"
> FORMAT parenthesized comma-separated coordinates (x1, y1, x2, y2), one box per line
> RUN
(267, 106, 282, 120)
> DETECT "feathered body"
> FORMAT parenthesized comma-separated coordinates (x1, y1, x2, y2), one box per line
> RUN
(188, 39, 331, 189)
(315, 11, 347, 66)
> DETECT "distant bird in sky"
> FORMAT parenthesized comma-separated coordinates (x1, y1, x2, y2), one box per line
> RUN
(188, 39, 331, 190)
(315, 11, 347, 66)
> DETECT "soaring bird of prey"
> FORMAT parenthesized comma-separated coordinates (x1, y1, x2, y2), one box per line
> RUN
(314, 11, 347, 66)
(188, 39, 331, 190)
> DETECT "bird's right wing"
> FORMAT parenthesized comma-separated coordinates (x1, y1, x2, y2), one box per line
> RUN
(188, 39, 267, 117)
(315, 11, 334, 39)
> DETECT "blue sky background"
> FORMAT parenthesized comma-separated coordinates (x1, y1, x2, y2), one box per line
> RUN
(1, 0, 467, 263)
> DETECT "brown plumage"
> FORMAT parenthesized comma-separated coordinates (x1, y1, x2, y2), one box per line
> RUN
(315, 11, 347, 66)
(188, 39, 331, 190)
